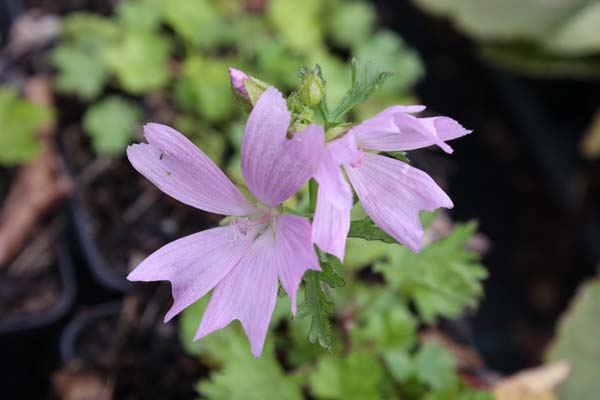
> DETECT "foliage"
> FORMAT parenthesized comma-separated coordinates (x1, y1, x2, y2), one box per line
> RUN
(82, 96, 141, 155)
(50, 0, 423, 156)
(178, 219, 490, 399)
(376, 222, 487, 323)
(546, 275, 600, 399)
(0, 87, 53, 165)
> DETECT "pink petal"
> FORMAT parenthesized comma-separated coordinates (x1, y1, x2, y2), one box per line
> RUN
(275, 214, 320, 315)
(312, 186, 351, 262)
(128, 123, 257, 216)
(241, 87, 325, 206)
(350, 106, 470, 154)
(344, 152, 453, 253)
(313, 134, 357, 209)
(127, 224, 256, 322)
(195, 225, 279, 357)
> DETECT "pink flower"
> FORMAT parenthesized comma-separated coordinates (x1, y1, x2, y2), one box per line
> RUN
(127, 88, 325, 356)
(312, 105, 470, 261)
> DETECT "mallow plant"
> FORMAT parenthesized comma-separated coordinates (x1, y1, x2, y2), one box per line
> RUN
(127, 60, 475, 357)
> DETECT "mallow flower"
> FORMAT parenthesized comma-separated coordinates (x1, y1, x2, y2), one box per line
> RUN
(126, 87, 325, 356)
(312, 105, 470, 261)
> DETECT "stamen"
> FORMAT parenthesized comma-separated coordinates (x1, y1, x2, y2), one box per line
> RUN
(350, 150, 364, 168)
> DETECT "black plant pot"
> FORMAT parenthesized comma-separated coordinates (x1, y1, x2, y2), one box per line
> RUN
(0, 228, 77, 399)
(58, 299, 205, 400)
(68, 195, 135, 294)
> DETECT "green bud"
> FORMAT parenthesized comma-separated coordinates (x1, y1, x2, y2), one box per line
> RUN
(243, 77, 270, 107)
(298, 65, 326, 108)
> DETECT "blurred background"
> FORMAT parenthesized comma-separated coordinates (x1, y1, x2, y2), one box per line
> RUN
(1, 0, 599, 399)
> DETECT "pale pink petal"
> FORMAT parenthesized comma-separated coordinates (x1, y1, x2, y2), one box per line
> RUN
(312, 186, 351, 262)
(313, 133, 357, 209)
(241, 87, 325, 206)
(127, 224, 256, 322)
(229, 67, 249, 99)
(275, 214, 320, 315)
(128, 123, 256, 216)
(195, 226, 279, 357)
(344, 153, 453, 253)
(351, 106, 470, 154)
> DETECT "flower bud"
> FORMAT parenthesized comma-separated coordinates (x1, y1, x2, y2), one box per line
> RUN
(228, 67, 270, 110)
(298, 66, 325, 107)
(229, 67, 250, 99)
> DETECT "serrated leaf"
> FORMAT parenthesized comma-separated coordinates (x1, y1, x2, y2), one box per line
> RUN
(299, 270, 334, 349)
(83, 96, 141, 155)
(319, 256, 345, 288)
(105, 31, 171, 93)
(375, 222, 487, 323)
(348, 216, 398, 244)
(0, 87, 53, 165)
(328, 59, 392, 123)
(546, 276, 600, 400)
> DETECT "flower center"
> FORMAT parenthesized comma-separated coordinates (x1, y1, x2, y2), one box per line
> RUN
(349, 149, 364, 168)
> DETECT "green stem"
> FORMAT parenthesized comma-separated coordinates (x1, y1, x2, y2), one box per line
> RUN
(309, 178, 318, 214)
(317, 102, 329, 131)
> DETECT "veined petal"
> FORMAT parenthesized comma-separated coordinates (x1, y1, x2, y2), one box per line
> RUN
(344, 153, 453, 253)
(241, 87, 325, 206)
(195, 225, 279, 357)
(275, 214, 320, 315)
(127, 224, 256, 322)
(128, 123, 256, 216)
(313, 134, 357, 209)
(351, 106, 470, 154)
(312, 186, 351, 262)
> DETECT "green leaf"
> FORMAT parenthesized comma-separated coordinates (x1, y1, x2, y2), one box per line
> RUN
(327, 59, 392, 123)
(308, 351, 384, 400)
(319, 255, 345, 288)
(355, 30, 424, 94)
(116, 0, 163, 32)
(298, 270, 335, 349)
(163, 0, 233, 49)
(375, 222, 488, 323)
(105, 31, 171, 93)
(50, 44, 109, 100)
(546, 276, 600, 400)
(383, 350, 415, 382)
(415, 343, 457, 390)
(175, 56, 237, 122)
(82, 96, 141, 155)
(348, 216, 398, 244)
(0, 88, 53, 165)
(385, 151, 411, 163)
(268, 0, 323, 54)
(50, 13, 119, 99)
(326, 1, 376, 49)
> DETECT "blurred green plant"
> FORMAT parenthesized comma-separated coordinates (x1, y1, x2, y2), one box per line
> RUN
(49, 0, 423, 158)
(179, 221, 491, 399)
(0, 87, 54, 165)
(411, 0, 600, 79)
